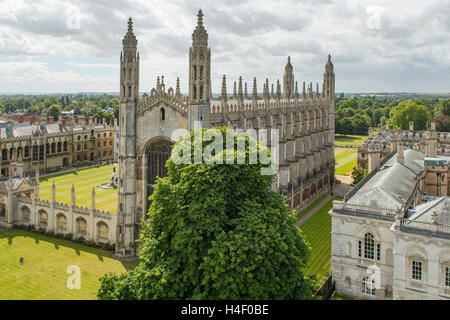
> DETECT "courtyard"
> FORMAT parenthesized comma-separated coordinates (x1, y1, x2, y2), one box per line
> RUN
(39, 165, 118, 213)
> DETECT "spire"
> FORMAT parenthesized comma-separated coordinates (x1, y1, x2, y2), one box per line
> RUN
(127, 17, 133, 34)
(71, 184, 76, 206)
(265, 78, 269, 99)
(221, 75, 227, 101)
(271, 83, 274, 98)
(302, 81, 306, 99)
(276, 79, 281, 99)
(316, 83, 320, 98)
(122, 17, 138, 56)
(285, 56, 293, 70)
(244, 82, 248, 99)
(295, 81, 299, 98)
(192, 9, 208, 45)
(91, 187, 96, 210)
(233, 81, 237, 99)
(16, 149, 23, 178)
(252, 77, 257, 100)
(176, 77, 181, 97)
(35, 166, 39, 184)
(238, 77, 243, 100)
(52, 181, 56, 203)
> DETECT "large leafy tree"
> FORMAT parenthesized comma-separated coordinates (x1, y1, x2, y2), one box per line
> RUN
(46, 104, 62, 121)
(98, 128, 314, 300)
(389, 100, 431, 130)
(435, 99, 450, 117)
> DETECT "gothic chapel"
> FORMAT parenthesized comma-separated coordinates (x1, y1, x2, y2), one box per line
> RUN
(116, 10, 335, 257)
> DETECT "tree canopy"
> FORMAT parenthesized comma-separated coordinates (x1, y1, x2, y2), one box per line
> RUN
(98, 127, 315, 300)
(389, 100, 431, 130)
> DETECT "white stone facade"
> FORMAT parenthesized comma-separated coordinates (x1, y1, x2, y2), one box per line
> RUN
(331, 145, 450, 300)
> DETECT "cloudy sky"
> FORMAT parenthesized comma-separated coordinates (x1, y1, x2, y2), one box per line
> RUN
(0, 0, 449, 94)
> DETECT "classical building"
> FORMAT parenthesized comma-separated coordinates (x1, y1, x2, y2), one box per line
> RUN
(115, 10, 336, 257)
(331, 123, 450, 300)
(0, 114, 116, 177)
(357, 121, 450, 170)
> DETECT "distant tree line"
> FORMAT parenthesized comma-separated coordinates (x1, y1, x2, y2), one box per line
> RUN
(0, 94, 120, 124)
(335, 96, 450, 135)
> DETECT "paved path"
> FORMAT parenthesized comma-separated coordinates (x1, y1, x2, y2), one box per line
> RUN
(294, 194, 333, 228)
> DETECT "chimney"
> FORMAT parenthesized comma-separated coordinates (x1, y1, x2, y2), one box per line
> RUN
(369, 127, 373, 138)
(409, 121, 414, 131)
(378, 124, 382, 134)
(397, 143, 404, 164)
(431, 121, 436, 130)
(386, 121, 390, 130)
(368, 143, 381, 173)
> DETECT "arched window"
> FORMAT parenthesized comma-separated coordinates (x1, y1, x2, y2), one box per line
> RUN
(160, 108, 165, 121)
(57, 214, 67, 231)
(39, 210, 48, 227)
(76, 217, 87, 235)
(361, 276, 376, 296)
(21, 206, 30, 222)
(364, 233, 375, 260)
(97, 222, 109, 239)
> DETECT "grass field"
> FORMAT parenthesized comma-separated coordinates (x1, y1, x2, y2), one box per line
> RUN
(39, 165, 118, 213)
(295, 194, 326, 220)
(300, 198, 338, 282)
(335, 149, 357, 175)
(0, 229, 138, 300)
(335, 134, 367, 148)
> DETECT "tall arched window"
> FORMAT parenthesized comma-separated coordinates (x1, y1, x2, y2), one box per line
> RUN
(160, 108, 165, 121)
(364, 233, 375, 260)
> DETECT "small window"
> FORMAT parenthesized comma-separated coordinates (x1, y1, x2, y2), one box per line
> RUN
(412, 260, 422, 281)
(445, 266, 450, 287)
(160, 108, 165, 121)
(377, 244, 381, 261)
(358, 241, 362, 257)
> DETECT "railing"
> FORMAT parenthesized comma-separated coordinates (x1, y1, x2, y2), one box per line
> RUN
(398, 219, 450, 240)
(333, 201, 397, 221)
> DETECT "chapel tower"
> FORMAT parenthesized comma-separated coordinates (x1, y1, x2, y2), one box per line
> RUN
(116, 17, 139, 257)
(283, 56, 294, 99)
(323, 54, 335, 99)
(188, 9, 211, 130)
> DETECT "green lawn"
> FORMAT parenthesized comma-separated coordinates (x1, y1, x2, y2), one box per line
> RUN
(335, 149, 357, 175)
(295, 194, 326, 220)
(0, 229, 137, 300)
(335, 134, 367, 148)
(300, 198, 338, 282)
(39, 165, 118, 213)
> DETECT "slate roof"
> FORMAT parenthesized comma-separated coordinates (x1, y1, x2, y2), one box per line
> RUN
(347, 149, 424, 210)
